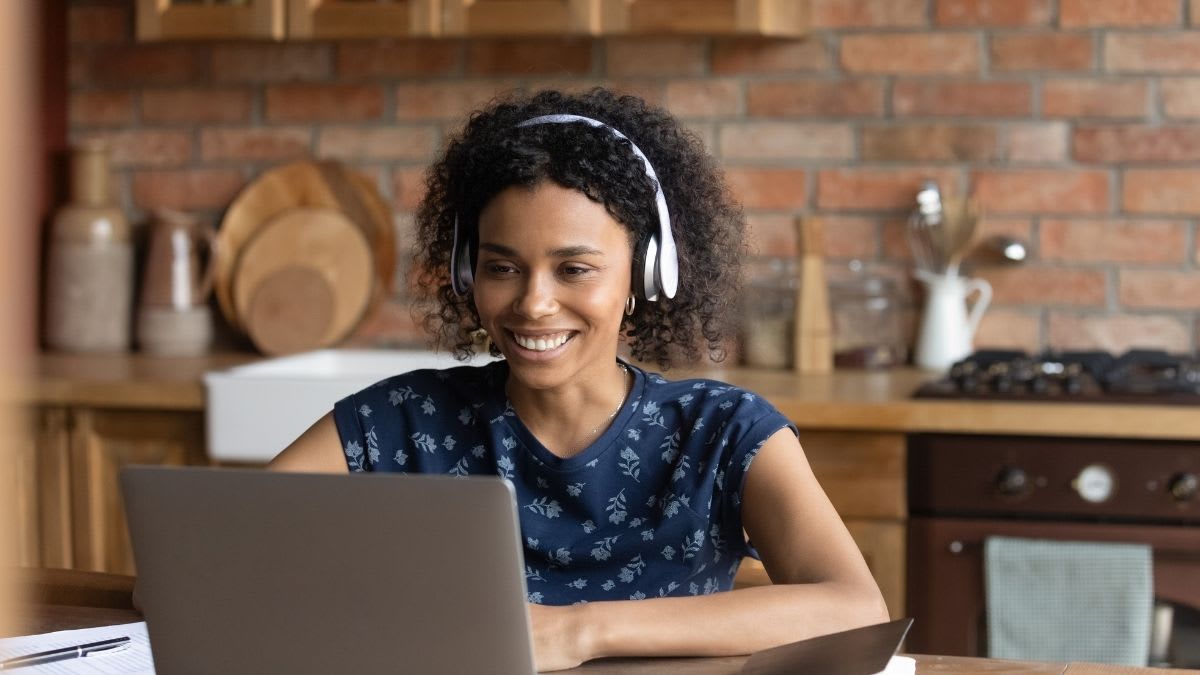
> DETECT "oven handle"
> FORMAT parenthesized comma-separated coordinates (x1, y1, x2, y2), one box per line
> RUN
(947, 539, 1200, 559)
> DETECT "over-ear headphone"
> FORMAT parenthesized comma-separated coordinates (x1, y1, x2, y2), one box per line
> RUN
(449, 114, 679, 302)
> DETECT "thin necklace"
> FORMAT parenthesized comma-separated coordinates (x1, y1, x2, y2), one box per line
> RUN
(573, 363, 630, 453)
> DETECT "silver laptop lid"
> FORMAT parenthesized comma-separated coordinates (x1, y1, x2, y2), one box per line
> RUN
(121, 466, 535, 675)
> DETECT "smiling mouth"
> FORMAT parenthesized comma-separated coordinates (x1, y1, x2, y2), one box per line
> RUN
(510, 331, 574, 352)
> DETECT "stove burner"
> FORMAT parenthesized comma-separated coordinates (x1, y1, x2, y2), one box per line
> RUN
(915, 349, 1200, 404)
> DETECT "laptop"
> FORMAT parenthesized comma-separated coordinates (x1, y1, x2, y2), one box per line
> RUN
(123, 466, 913, 675)
(120, 466, 536, 675)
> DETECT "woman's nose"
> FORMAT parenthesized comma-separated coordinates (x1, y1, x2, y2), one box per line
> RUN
(513, 272, 559, 318)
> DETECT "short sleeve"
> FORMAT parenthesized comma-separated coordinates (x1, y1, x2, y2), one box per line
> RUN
(715, 392, 796, 558)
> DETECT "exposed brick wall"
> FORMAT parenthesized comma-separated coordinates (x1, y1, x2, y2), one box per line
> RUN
(67, 0, 1200, 354)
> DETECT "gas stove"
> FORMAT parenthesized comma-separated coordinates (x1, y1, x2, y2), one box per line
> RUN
(913, 349, 1200, 404)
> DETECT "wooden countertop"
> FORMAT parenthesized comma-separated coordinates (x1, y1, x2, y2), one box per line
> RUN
(13, 352, 1200, 440)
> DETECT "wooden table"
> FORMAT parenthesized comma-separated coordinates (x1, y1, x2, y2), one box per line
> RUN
(6, 570, 1189, 675)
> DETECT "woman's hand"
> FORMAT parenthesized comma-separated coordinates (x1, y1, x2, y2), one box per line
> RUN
(528, 602, 593, 672)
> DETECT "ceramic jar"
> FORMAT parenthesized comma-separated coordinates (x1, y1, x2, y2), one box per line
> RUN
(45, 140, 133, 353)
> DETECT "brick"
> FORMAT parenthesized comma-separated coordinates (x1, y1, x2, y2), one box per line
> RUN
(1040, 219, 1188, 263)
(841, 34, 980, 74)
(212, 44, 332, 83)
(936, 0, 1052, 26)
(606, 39, 707, 77)
(69, 91, 134, 127)
(745, 213, 796, 256)
(711, 39, 828, 74)
(893, 81, 1031, 117)
(142, 88, 253, 124)
(1004, 123, 1069, 163)
(91, 46, 207, 85)
(1042, 80, 1147, 118)
(718, 123, 854, 160)
(338, 42, 461, 79)
(391, 167, 428, 212)
(810, 0, 927, 27)
(69, 52, 88, 87)
(1160, 78, 1200, 118)
(665, 80, 742, 118)
(990, 34, 1093, 72)
(593, 79, 667, 107)
(972, 170, 1110, 214)
(1048, 312, 1191, 351)
(723, 168, 808, 210)
(861, 125, 999, 162)
(265, 84, 385, 123)
(1106, 33, 1200, 73)
(81, 130, 192, 168)
(1061, 0, 1180, 27)
(975, 309, 1041, 351)
(981, 267, 1107, 306)
(816, 168, 961, 211)
(746, 80, 884, 117)
(69, 4, 129, 44)
(395, 82, 508, 122)
(1119, 270, 1200, 308)
(822, 216, 879, 259)
(1123, 169, 1200, 213)
(467, 40, 592, 76)
(200, 128, 311, 162)
(318, 127, 436, 162)
(132, 169, 245, 210)
(1074, 125, 1200, 163)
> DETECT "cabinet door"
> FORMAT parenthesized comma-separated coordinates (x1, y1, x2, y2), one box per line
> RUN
(442, 0, 601, 36)
(598, 0, 807, 36)
(14, 407, 74, 569)
(800, 431, 906, 520)
(288, 0, 439, 38)
(136, 0, 285, 41)
(70, 409, 206, 575)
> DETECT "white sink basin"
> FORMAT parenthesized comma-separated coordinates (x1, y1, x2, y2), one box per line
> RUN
(204, 349, 494, 463)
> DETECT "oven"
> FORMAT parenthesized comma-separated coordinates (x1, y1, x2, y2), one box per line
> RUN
(906, 350, 1200, 668)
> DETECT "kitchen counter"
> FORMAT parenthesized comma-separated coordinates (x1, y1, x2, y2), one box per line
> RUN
(14, 352, 1200, 440)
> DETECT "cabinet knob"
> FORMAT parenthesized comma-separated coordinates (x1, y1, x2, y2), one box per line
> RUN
(1168, 472, 1199, 502)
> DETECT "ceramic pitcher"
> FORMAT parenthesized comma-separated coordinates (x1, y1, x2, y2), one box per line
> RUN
(140, 209, 216, 310)
(914, 270, 992, 371)
(136, 210, 216, 356)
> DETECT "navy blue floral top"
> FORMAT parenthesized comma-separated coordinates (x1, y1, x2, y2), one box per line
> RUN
(332, 359, 795, 605)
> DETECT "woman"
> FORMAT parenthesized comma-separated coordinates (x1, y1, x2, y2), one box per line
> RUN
(271, 88, 887, 671)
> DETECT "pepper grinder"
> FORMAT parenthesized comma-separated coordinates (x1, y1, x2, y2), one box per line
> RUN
(793, 217, 832, 373)
(45, 140, 133, 352)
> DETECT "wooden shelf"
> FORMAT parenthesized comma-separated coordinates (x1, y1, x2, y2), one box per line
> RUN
(136, 0, 285, 41)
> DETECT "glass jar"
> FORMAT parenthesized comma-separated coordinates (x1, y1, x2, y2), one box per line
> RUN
(829, 264, 906, 369)
(741, 257, 796, 369)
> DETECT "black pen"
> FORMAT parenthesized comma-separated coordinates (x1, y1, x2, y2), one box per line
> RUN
(0, 636, 131, 670)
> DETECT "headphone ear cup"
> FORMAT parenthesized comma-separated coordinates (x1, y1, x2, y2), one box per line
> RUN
(631, 232, 657, 301)
(451, 235, 474, 294)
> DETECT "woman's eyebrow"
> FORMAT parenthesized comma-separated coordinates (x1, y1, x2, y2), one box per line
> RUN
(478, 242, 605, 258)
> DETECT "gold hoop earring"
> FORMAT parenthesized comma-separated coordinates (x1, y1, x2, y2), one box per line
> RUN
(624, 295, 636, 316)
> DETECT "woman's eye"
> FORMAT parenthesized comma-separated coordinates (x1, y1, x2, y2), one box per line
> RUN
(561, 265, 593, 277)
(484, 262, 517, 275)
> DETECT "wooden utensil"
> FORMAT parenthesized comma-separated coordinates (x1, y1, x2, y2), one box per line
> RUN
(793, 217, 833, 374)
(216, 160, 394, 332)
(232, 207, 375, 355)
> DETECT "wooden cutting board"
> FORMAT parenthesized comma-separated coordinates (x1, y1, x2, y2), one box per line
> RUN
(233, 207, 375, 355)
(216, 160, 394, 333)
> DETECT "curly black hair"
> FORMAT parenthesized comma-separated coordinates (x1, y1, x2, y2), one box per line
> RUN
(412, 88, 747, 370)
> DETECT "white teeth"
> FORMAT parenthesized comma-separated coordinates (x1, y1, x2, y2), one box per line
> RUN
(513, 332, 569, 352)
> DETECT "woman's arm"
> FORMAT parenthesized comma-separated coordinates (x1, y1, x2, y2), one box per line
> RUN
(531, 427, 889, 671)
(266, 412, 350, 474)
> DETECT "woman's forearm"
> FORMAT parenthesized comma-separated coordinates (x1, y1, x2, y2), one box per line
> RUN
(575, 580, 889, 661)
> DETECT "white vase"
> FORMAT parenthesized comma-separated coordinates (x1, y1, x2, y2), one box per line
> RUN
(914, 271, 992, 371)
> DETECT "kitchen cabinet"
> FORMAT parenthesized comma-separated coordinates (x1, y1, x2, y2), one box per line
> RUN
(136, 0, 286, 41)
(800, 430, 906, 618)
(19, 404, 206, 575)
(138, 0, 806, 41)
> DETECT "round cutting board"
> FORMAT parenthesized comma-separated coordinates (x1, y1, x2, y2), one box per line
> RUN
(217, 160, 394, 332)
(233, 207, 375, 354)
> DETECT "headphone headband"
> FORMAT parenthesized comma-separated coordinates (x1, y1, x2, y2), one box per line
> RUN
(450, 113, 679, 301)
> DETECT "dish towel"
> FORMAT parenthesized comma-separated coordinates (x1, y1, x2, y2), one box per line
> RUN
(985, 535, 1153, 666)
